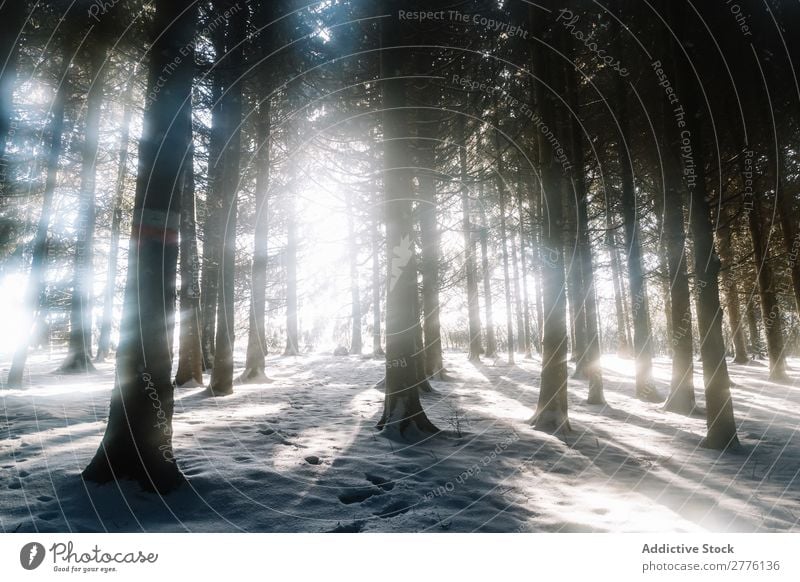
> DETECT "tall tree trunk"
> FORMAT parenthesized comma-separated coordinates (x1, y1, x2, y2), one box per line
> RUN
(82, 0, 195, 492)
(97, 69, 137, 363)
(614, 72, 659, 401)
(239, 98, 272, 382)
(418, 109, 443, 377)
(58, 48, 108, 374)
(530, 6, 569, 432)
(372, 188, 384, 357)
(377, 5, 437, 435)
(6, 58, 69, 387)
(718, 222, 749, 364)
(478, 183, 498, 357)
(495, 153, 515, 365)
(516, 173, 533, 359)
(670, 10, 738, 446)
(175, 136, 204, 387)
(209, 0, 246, 396)
(774, 129, 800, 316)
(746, 293, 763, 358)
(347, 189, 363, 355)
(283, 183, 300, 356)
(459, 117, 482, 361)
(564, 49, 604, 403)
(743, 160, 787, 380)
(0, 0, 24, 197)
(657, 49, 695, 414)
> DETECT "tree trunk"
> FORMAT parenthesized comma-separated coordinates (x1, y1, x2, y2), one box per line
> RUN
(377, 6, 437, 436)
(417, 109, 443, 377)
(657, 54, 695, 414)
(516, 173, 533, 359)
(615, 72, 659, 401)
(495, 151, 515, 365)
(283, 184, 300, 356)
(371, 189, 384, 357)
(718, 223, 749, 364)
(239, 98, 272, 383)
(209, 1, 246, 396)
(58, 48, 108, 374)
(6, 58, 69, 387)
(746, 294, 763, 358)
(82, 0, 195, 493)
(0, 1, 24, 197)
(97, 69, 136, 363)
(744, 159, 787, 380)
(530, 8, 569, 432)
(459, 117, 482, 361)
(478, 184, 498, 357)
(175, 136, 204, 387)
(347, 189, 363, 355)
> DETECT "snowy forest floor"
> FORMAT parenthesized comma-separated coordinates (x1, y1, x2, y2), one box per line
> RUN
(1, 349, 799, 533)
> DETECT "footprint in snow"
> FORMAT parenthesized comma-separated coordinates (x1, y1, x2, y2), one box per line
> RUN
(365, 473, 395, 491)
(338, 487, 382, 504)
(374, 499, 411, 519)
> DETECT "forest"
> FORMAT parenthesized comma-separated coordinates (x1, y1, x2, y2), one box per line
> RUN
(0, 0, 799, 533)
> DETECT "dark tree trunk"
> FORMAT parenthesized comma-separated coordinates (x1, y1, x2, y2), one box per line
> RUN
(530, 8, 569, 433)
(239, 98, 272, 383)
(718, 222, 749, 364)
(58, 48, 108, 374)
(669, 13, 739, 447)
(746, 294, 763, 359)
(657, 51, 695, 414)
(377, 6, 437, 436)
(209, 1, 246, 396)
(478, 185, 498, 358)
(417, 109, 443, 377)
(175, 138, 204, 387)
(347, 189, 363, 355)
(607, 224, 632, 356)
(97, 69, 136, 363)
(0, 0, 24, 196)
(371, 190, 384, 357)
(6, 59, 69, 387)
(615, 73, 659, 401)
(564, 50, 604, 403)
(774, 128, 800, 316)
(82, 0, 195, 493)
(495, 153, 515, 365)
(516, 173, 533, 359)
(744, 164, 787, 380)
(458, 117, 482, 361)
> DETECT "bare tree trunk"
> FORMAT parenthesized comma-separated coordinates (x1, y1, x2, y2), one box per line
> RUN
(478, 184, 498, 358)
(615, 72, 659, 401)
(347, 189, 363, 355)
(6, 59, 69, 387)
(418, 109, 443, 377)
(0, 1, 24, 197)
(175, 136, 204, 387)
(97, 68, 136, 363)
(82, 0, 195, 492)
(531, 6, 569, 432)
(58, 48, 108, 374)
(240, 99, 272, 383)
(372, 189, 384, 357)
(495, 154, 515, 365)
(718, 222, 749, 364)
(458, 117, 482, 361)
(377, 5, 437, 435)
(516, 174, 533, 359)
(209, 0, 246, 396)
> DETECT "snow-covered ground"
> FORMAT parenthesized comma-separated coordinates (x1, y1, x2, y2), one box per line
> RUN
(1, 349, 799, 532)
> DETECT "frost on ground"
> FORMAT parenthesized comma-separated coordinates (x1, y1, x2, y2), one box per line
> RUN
(1, 350, 798, 533)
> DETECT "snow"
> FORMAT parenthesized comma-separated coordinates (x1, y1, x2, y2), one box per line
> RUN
(1, 350, 799, 532)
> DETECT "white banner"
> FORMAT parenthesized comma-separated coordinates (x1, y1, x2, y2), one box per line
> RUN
(2, 534, 798, 581)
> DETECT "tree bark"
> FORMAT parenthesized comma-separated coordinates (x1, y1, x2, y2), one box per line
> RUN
(377, 5, 437, 436)
(0, 0, 24, 197)
(614, 72, 659, 401)
(478, 183, 498, 357)
(458, 116, 482, 361)
(209, 0, 247, 396)
(58, 48, 108, 374)
(239, 98, 272, 383)
(97, 68, 137, 363)
(718, 222, 749, 364)
(82, 0, 195, 493)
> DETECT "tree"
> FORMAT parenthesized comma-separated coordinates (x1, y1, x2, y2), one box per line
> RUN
(376, 0, 438, 436)
(83, 0, 196, 492)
